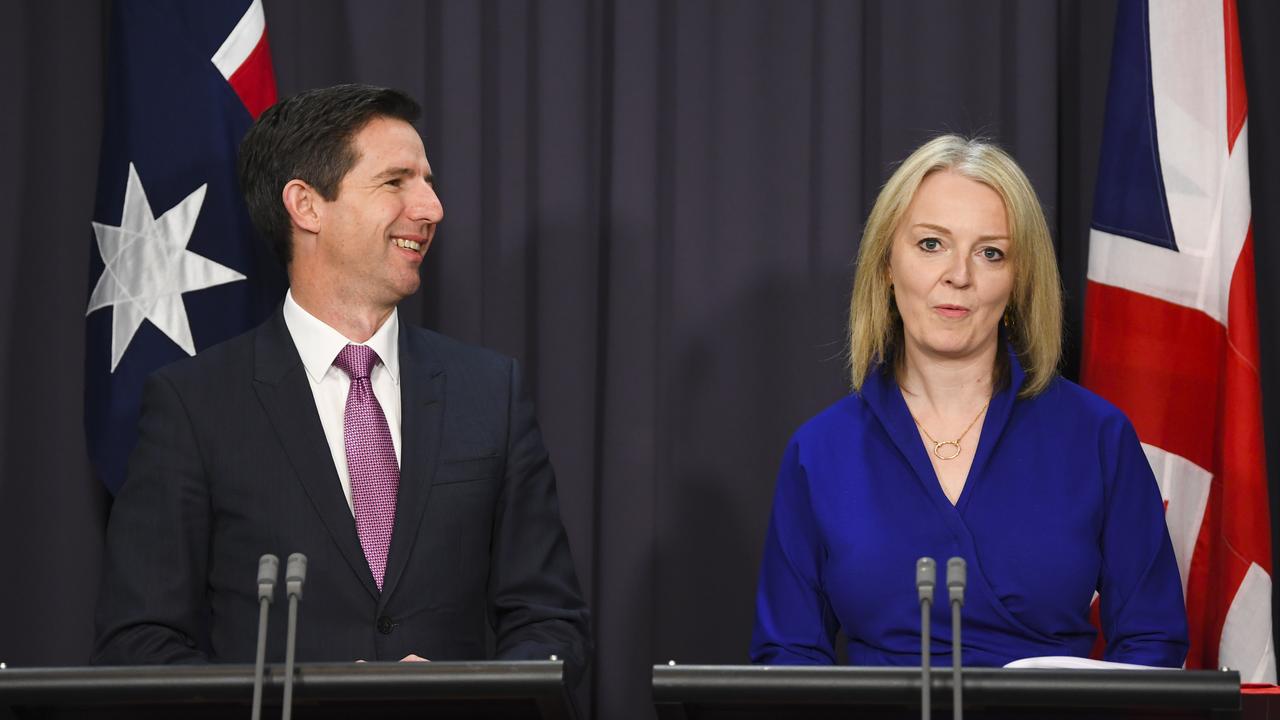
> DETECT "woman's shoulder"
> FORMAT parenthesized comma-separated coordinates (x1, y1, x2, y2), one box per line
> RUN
(790, 393, 876, 445)
(1029, 375, 1136, 434)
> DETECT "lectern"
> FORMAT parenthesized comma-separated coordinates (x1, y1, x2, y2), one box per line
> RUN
(0, 660, 576, 720)
(652, 664, 1242, 719)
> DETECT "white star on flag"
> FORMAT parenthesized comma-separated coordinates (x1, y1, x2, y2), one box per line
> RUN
(87, 163, 247, 371)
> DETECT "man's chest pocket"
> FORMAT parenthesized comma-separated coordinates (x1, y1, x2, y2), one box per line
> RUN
(434, 451, 502, 484)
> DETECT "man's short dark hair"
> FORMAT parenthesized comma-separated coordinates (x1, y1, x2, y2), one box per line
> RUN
(238, 84, 421, 266)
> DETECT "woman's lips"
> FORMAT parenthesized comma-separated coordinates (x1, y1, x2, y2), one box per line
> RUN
(934, 305, 971, 318)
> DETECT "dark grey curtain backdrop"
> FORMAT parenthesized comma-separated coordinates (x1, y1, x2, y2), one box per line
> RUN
(0, 2, 1277, 719)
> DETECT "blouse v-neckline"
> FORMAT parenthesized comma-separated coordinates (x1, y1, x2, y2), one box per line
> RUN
(859, 349, 1025, 515)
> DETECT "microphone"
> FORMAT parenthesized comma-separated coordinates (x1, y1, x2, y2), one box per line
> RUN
(916, 557, 936, 720)
(251, 554, 279, 720)
(947, 557, 967, 720)
(281, 553, 307, 720)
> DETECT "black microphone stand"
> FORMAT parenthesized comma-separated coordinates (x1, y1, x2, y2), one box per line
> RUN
(251, 554, 278, 720)
(947, 557, 967, 720)
(281, 553, 307, 720)
(916, 557, 937, 720)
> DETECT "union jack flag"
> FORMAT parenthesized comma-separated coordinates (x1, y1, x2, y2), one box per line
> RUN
(1082, 0, 1273, 681)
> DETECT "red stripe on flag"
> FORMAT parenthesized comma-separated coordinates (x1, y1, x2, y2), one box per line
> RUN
(1183, 465, 1251, 670)
(228, 30, 277, 120)
(1223, 0, 1247, 151)
(1088, 596, 1105, 659)
(1080, 282, 1223, 474)
(1223, 228, 1271, 570)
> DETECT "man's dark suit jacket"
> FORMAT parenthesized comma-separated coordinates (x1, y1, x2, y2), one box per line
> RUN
(93, 308, 589, 675)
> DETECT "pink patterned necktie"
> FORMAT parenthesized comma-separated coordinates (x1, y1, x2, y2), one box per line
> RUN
(333, 343, 399, 591)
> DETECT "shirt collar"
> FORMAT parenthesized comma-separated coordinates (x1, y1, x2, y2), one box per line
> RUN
(282, 289, 401, 385)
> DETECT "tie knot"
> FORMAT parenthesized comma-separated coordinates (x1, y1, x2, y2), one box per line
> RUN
(334, 343, 380, 380)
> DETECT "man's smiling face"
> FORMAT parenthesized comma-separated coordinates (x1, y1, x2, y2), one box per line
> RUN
(312, 115, 444, 310)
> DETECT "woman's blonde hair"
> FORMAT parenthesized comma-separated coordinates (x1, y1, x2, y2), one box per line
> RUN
(847, 134, 1062, 397)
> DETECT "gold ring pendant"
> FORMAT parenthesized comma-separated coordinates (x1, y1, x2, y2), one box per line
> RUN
(933, 441, 962, 461)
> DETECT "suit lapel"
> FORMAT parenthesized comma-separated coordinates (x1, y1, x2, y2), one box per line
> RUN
(378, 324, 445, 606)
(252, 310, 380, 601)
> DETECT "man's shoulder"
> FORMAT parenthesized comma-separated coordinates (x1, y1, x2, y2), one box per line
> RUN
(400, 326, 526, 422)
(400, 324, 514, 377)
(152, 321, 262, 388)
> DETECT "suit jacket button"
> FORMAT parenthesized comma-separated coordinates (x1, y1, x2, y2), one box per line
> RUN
(377, 615, 394, 635)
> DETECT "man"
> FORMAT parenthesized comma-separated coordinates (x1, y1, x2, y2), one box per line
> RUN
(93, 85, 589, 675)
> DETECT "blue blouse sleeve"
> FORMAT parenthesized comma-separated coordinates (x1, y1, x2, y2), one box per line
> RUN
(1098, 415, 1190, 666)
(750, 438, 840, 664)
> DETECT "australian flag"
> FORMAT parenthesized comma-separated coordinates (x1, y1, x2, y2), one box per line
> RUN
(1081, 0, 1273, 681)
(86, 0, 286, 494)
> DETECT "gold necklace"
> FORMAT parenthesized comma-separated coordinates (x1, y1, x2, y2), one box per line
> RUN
(910, 401, 990, 461)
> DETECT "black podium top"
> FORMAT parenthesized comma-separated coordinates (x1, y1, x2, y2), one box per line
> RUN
(0, 661, 576, 720)
(651, 664, 1242, 719)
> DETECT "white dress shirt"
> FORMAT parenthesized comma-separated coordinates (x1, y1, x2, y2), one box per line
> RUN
(282, 290, 402, 514)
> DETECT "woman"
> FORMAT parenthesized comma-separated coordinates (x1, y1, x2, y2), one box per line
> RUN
(750, 135, 1188, 667)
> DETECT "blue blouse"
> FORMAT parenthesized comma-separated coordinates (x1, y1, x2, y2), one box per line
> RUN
(751, 352, 1188, 667)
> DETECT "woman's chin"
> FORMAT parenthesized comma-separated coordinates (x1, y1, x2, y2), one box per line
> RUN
(912, 335, 999, 363)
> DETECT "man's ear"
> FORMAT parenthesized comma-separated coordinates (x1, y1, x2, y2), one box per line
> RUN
(282, 179, 321, 235)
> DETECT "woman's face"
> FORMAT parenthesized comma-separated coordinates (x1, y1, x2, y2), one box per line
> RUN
(888, 169, 1014, 365)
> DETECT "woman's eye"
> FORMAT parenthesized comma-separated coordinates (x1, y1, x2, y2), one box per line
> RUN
(980, 247, 1005, 261)
(919, 238, 941, 251)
